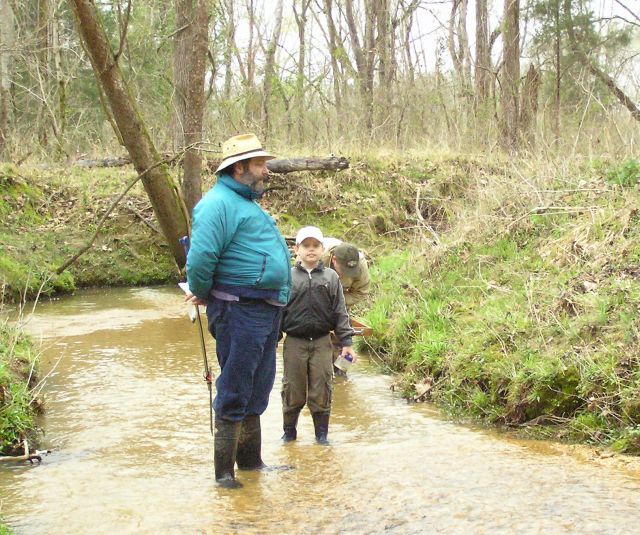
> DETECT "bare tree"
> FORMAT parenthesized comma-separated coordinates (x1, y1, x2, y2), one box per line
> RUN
(475, 0, 491, 105)
(68, 0, 189, 266)
(222, 0, 235, 99)
(293, 0, 311, 140)
(36, 0, 51, 145)
(500, 0, 520, 150)
(173, 0, 210, 214)
(448, 0, 471, 90)
(321, 0, 344, 113)
(345, 0, 376, 130)
(0, 0, 15, 157)
(261, 0, 283, 139)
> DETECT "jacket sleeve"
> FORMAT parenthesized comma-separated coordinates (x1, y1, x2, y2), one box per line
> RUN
(186, 198, 233, 300)
(344, 256, 370, 307)
(333, 277, 354, 346)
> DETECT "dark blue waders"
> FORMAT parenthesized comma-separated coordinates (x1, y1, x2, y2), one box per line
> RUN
(207, 297, 282, 488)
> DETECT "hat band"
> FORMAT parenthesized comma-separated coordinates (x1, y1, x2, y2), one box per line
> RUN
(221, 147, 266, 162)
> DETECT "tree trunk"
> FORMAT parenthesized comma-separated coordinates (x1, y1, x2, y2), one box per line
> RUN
(173, 0, 209, 215)
(345, 0, 375, 130)
(261, 0, 283, 140)
(36, 0, 51, 146)
(68, 0, 189, 266)
(554, 0, 561, 145)
(293, 0, 310, 141)
(500, 0, 520, 151)
(0, 0, 15, 157)
(475, 0, 491, 105)
(323, 0, 342, 113)
(519, 64, 540, 143)
(222, 0, 235, 99)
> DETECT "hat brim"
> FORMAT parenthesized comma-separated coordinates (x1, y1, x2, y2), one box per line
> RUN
(215, 150, 275, 174)
(336, 262, 360, 279)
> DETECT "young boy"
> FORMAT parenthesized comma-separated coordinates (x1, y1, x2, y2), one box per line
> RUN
(281, 226, 357, 444)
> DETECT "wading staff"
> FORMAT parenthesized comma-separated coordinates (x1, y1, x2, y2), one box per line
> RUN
(180, 236, 214, 436)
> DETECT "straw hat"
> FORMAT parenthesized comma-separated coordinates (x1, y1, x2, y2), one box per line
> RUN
(215, 133, 275, 174)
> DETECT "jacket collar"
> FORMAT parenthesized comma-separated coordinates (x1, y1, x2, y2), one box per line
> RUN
(218, 173, 261, 200)
(294, 260, 325, 273)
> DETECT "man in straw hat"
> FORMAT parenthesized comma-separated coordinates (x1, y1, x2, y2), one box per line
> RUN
(185, 133, 291, 488)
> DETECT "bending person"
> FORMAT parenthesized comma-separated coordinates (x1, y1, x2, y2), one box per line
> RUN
(322, 237, 370, 376)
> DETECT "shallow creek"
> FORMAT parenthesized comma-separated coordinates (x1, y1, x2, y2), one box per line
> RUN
(1, 287, 640, 534)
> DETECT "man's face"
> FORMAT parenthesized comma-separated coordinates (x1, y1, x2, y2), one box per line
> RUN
(234, 157, 270, 194)
(331, 256, 343, 277)
(296, 238, 324, 266)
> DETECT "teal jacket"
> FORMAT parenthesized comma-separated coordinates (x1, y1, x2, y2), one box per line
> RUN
(186, 174, 291, 304)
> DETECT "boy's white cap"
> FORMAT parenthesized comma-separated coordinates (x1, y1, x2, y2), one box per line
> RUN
(295, 226, 324, 245)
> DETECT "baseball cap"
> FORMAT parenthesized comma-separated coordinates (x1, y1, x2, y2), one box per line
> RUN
(295, 226, 324, 245)
(333, 243, 360, 277)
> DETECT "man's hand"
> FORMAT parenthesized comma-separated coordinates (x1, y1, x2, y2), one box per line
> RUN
(184, 292, 208, 306)
(340, 345, 357, 363)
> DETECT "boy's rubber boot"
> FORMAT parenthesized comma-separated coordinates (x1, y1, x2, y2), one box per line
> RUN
(282, 411, 300, 442)
(236, 415, 267, 470)
(312, 412, 330, 445)
(214, 418, 243, 488)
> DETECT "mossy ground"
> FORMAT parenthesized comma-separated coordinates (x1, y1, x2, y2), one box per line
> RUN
(0, 163, 177, 302)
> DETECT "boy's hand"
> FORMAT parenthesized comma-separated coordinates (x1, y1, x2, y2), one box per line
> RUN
(184, 292, 208, 306)
(340, 346, 357, 363)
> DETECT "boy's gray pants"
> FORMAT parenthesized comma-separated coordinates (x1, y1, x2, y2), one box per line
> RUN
(281, 334, 333, 417)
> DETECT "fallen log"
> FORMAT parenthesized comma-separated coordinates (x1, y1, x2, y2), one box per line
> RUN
(265, 156, 349, 174)
(72, 155, 350, 174)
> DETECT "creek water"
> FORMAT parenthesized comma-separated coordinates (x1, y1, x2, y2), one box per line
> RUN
(1, 287, 640, 534)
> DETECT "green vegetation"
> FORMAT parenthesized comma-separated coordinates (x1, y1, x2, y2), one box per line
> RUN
(0, 520, 13, 535)
(0, 163, 177, 302)
(361, 156, 640, 453)
(0, 320, 38, 455)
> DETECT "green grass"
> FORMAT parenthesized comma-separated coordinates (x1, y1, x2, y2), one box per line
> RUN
(0, 321, 38, 455)
(361, 157, 640, 452)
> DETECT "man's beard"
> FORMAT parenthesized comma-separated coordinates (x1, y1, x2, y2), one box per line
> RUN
(239, 171, 264, 197)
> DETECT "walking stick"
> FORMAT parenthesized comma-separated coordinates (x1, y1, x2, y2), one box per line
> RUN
(180, 236, 214, 436)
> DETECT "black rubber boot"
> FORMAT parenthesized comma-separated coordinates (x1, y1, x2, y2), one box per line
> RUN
(312, 412, 330, 445)
(236, 415, 267, 470)
(281, 411, 300, 442)
(214, 418, 243, 488)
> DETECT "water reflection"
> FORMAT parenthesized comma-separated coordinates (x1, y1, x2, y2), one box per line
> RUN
(1, 287, 640, 534)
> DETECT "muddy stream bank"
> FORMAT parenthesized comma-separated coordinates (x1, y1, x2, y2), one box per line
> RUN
(1, 287, 640, 534)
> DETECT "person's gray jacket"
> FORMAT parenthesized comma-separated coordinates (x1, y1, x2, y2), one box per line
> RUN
(282, 261, 354, 345)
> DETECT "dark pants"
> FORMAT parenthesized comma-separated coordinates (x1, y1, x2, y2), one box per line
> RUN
(206, 298, 283, 422)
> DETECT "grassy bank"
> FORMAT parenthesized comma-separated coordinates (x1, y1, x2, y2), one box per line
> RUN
(0, 320, 38, 455)
(0, 163, 177, 303)
(361, 156, 640, 452)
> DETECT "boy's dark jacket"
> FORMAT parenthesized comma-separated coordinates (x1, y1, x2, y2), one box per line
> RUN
(282, 261, 354, 345)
